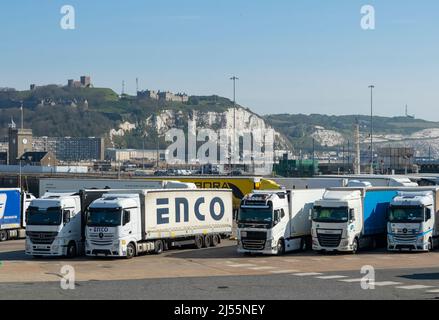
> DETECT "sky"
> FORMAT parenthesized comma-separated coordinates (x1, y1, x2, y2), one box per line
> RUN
(1, 0, 439, 119)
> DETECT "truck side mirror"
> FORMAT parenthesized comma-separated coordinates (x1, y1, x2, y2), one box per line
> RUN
(426, 208, 432, 221)
(349, 209, 355, 222)
(123, 210, 131, 226)
(309, 208, 313, 221)
(63, 210, 71, 224)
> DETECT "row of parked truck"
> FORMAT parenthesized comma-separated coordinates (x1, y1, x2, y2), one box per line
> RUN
(1, 176, 438, 259)
(237, 186, 439, 255)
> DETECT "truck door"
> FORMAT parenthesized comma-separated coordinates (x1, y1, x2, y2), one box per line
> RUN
(121, 208, 134, 238)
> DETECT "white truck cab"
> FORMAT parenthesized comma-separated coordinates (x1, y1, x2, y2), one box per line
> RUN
(85, 194, 141, 257)
(25, 193, 82, 257)
(312, 190, 362, 252)
(237, 189, 325, 255)
(387, 190, 439, 252)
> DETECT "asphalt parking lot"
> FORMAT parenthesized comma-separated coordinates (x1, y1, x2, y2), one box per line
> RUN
(1, 239, 439, 299)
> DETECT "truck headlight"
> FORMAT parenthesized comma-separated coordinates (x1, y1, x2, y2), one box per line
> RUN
(266, 240, 272, 248)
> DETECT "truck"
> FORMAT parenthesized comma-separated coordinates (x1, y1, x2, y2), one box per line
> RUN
(0, 188, 35, 241)
(38, 178, 195, 197)
(387, 188, 439, 252)
(272, 178, 348, 190)
(85, 188, 233, 258)
(25, 191, 106, 257)
(237, 189, 325, 255)
(26, 180, 193, 258)
(312, 187, 399, 253)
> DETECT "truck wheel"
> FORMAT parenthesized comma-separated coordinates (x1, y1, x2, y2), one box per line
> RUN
(153, 240, 164, 254)
(277, 239, 285, 256)
(211, 234, 220, 247)
(300, 238, 307, 251)
(352, 238, 359, 254)
(194, 236, 203, 249)
(67, 242, 77, 258)
(428, 238, 433, 251)
(0, 230, 8, 242)
(203, 235, 212, 248)
(126, 243, 136, 259)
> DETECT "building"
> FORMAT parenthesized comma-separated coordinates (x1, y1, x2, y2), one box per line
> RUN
(80, 76, 91, 87)
(8, 125, 33, 165)
(137, 90, 158, 100)
(158, 91, 189, 103)
(18, 151, 57, 167)
(377, 147, 415, 174)
(67, 76, 92, 88)
(33, 136, 105, 161)
(105, 148, 166, 162)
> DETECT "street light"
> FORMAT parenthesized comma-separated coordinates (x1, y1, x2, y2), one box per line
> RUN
(230, 76, 239, 172)
(369, 85, 375, 174)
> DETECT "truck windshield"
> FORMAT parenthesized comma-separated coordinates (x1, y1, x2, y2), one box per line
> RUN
(313, 207, 349, 223)
(87, 208, 122, 227)
(389, 206, 424, 223)
(238, 208, 272, 224)
(26, 206, 62, 226)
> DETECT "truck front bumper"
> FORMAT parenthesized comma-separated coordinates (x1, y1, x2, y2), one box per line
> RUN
(312, 237, 353, 252)
(86, 241, 126, 257)
(237, 239, 277, 255)
(25, 241, 66, 257)
(387, 237, 429, 252)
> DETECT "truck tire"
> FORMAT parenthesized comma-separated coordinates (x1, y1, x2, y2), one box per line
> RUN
(352, 238, 359, 254)
(67, 242, 77, 258)
(153, 240, 164, 255)
(276, 239, 285, 256)
(194, 235, 203, 249)
(203, 235, 212, 248)
(211, 234, 220, 247)
(0, 230, 8, 242)
(428, 238, 433, 251)
(126, 243, 136, 259)
(300, 238, 307, 251)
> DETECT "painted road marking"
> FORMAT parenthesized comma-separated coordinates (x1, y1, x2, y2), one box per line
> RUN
(269, 269, 299, 274)
(316, 275, 348, 280)
(311, 258, 331, 262)
(248, 266, 277, 271)
(227, 264, 257, 268)
(369, 281, 402, 286)
(292, 272, 323, 276)
(343, 257, 360, 261)
(339, 278, 363, 283)
(426, 289, 439, 293)
(396, 285, 435, 290)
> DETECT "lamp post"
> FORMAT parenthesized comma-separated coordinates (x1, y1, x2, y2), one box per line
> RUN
(230, 76, 239, 173)
(369, 85, 375, 174)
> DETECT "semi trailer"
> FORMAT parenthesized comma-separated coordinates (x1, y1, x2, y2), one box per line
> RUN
(237, 189, 325, 255)
(312, 187, 399, 253)
(26, 180, 193, 257)
(85, 188, 233, 258)
(0, 188, 35, 241)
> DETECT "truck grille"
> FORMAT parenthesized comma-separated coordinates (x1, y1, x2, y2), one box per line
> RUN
(242, 239, 266, 250)
(243, 231, 267, 240)
(393, 234, 417, 242)
(88, 233, 113, 246)
(26, 231, 58, 245)
(317, 234, 341, 248)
